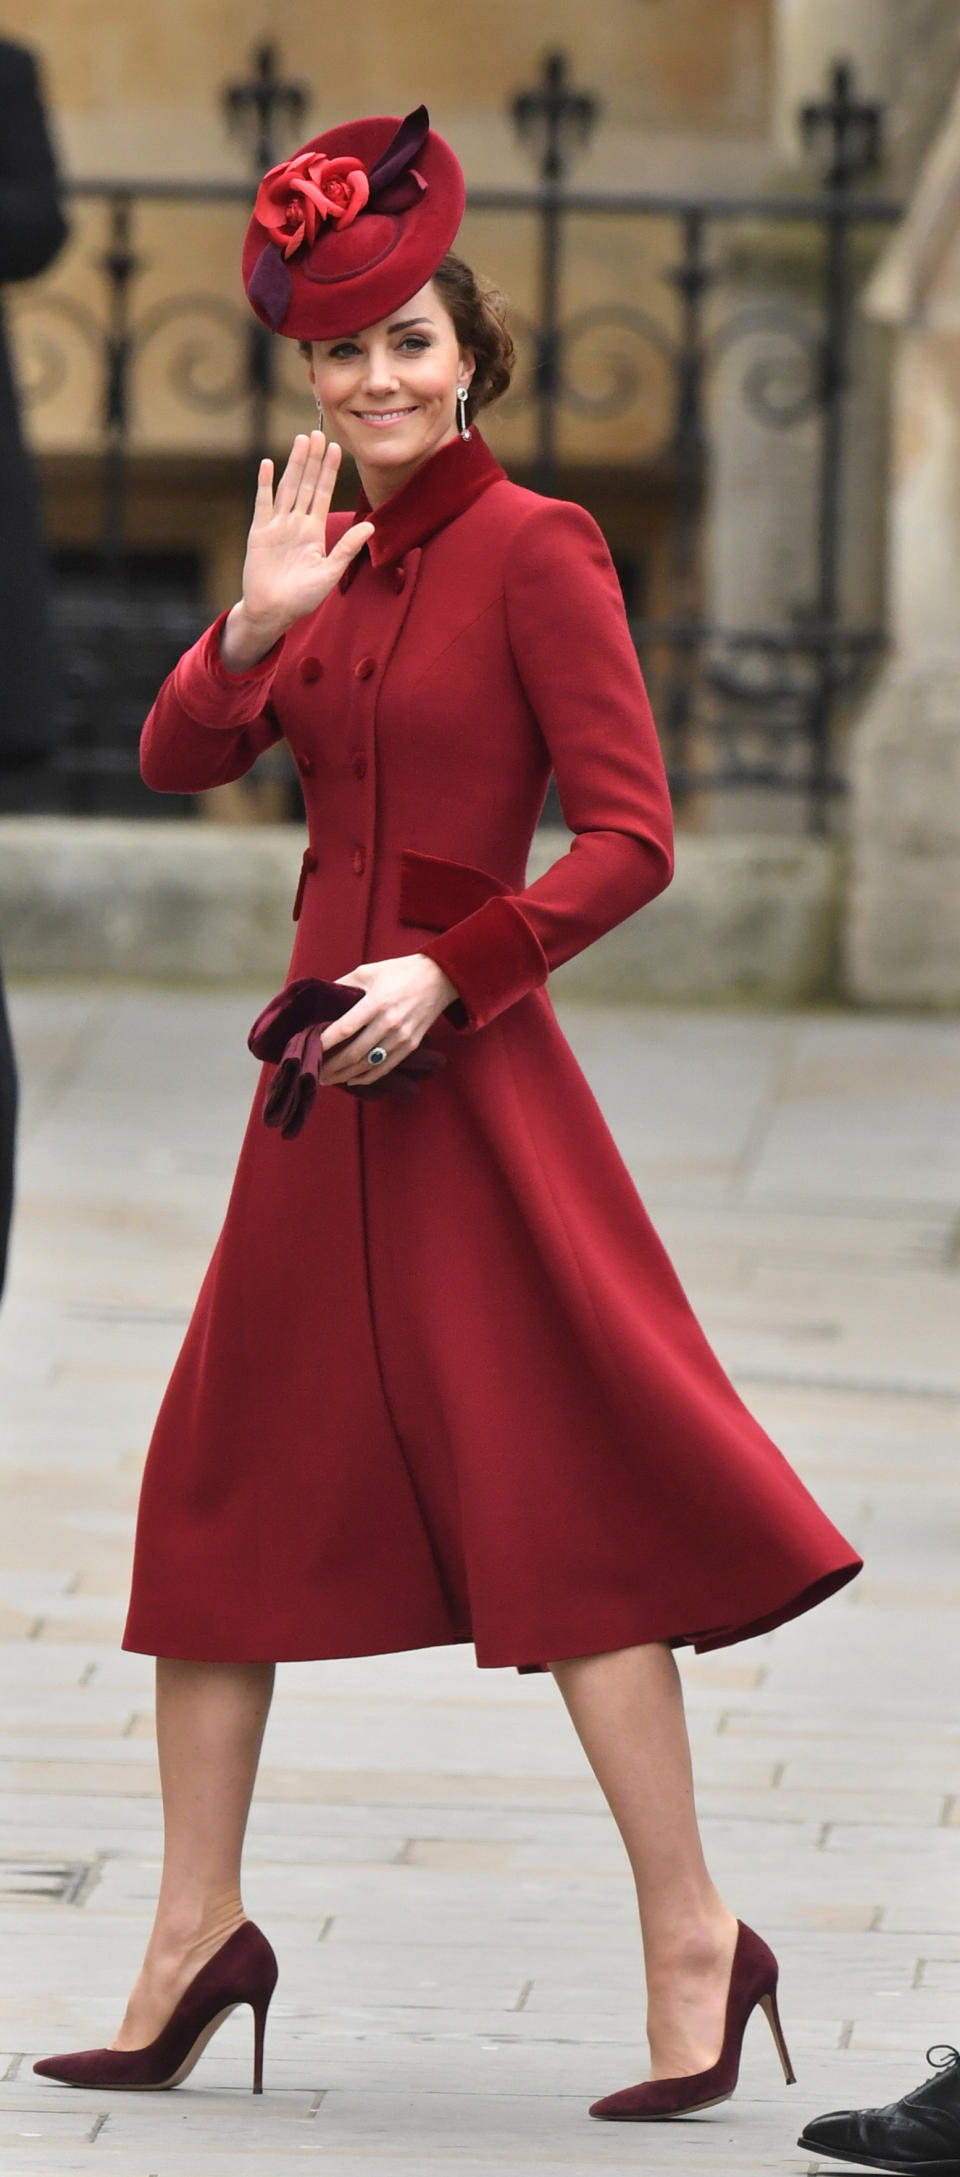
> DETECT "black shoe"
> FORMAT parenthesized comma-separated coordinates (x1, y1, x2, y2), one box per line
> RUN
(798, 2045, 960, 2172)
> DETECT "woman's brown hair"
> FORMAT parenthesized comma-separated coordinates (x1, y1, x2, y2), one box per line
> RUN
(297, 254, 514, 424)
(430, 253, 514, 422)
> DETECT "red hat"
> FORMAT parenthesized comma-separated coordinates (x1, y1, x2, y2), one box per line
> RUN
(242, 105, 465, 341)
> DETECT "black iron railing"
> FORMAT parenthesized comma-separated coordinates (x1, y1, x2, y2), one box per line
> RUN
(13, 47, 902, 830)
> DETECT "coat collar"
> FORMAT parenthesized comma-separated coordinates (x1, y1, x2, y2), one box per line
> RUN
(353, 428, 506, 569)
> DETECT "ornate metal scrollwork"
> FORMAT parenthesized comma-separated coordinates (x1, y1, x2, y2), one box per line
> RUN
(555, 302, 676, 429)
(13, 291, 107, 421)
(130, 295, 250, 414)
(706, 305, 823, 429)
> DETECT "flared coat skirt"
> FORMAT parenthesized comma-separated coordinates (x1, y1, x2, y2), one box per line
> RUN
(123, 973, 861, 1668)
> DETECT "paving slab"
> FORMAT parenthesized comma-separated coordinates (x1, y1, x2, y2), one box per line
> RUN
(1, 987, 959, 2176)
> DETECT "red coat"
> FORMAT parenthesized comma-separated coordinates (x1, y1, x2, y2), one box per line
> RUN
(123, 429, 860, 1669)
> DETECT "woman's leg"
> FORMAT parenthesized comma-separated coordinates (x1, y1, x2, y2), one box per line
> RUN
(550, 1642, 740, 2080)
(111, 1658, 275, 2050)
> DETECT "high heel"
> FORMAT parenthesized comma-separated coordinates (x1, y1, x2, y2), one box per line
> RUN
(589, 1919, 796, 2121)
(33, 1921, 278, 2095)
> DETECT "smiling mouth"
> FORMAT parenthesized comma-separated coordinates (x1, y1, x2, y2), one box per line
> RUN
(352, 407, 418, 426)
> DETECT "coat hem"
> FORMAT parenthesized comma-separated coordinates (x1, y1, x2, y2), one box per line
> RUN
(504, 1557, 863, 1673)
(121, 1557, 861, 1670)
(120, 1623, 475, 1665)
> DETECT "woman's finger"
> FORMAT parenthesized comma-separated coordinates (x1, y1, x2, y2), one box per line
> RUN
(326, 520, 375, 573)
(320, 1017, 399, 1084)
(293, 428, 327, 513)
(332, 1049, 394, 1087)
(328, 1041, 400, 1087)
(250, 457, 274, 529)
(306, 437, 343, 524)
(317, 996, 376, 1061)
(273, 433, 310, 517)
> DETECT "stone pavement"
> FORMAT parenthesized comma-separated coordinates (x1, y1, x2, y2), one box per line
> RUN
(1, 984, 959, 2177)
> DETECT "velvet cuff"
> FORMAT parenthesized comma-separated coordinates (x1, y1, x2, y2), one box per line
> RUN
(170, 610, 287, 733)
(418, 893, 550, 1034)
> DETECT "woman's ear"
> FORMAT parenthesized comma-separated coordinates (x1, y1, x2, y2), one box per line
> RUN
(458, 349, 477, 390)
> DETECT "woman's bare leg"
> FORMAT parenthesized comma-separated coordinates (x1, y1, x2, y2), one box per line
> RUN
(110, 1658, 275, 2050)
(550, 1642, 740, 2079)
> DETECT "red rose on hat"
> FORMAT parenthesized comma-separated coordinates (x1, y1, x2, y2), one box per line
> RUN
(255, 151, 371, 260)
(243, 107, 466, 340)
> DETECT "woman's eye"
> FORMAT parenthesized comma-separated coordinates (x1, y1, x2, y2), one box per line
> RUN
(398, 336, 429, 352)
(330, 344, 359, 360)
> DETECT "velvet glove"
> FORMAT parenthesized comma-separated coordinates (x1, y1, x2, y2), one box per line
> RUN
(248, 976, 447, 1136)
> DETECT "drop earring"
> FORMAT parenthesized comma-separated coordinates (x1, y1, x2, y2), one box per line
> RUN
(456, 385, 471, 441)
(315, 399, 324, 431)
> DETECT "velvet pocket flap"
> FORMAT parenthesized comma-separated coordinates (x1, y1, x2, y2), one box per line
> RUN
(398, 848, 513, 932)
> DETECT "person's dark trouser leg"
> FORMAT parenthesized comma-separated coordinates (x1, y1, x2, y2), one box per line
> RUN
(0, 960, 18, 1299)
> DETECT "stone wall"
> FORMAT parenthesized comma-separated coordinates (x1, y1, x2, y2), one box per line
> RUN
(0, 819, 842, 1005)
(4, 0, 772, 181)
(847, 662, 960, 1005)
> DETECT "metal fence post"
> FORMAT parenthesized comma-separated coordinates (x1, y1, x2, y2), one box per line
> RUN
(511, 51, 599, 497)
(801, 59, 883, 832)
(222, 42, 308, 499)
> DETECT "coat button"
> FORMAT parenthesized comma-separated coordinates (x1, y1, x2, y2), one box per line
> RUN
(352, 845, 366, 875)
(354, 655, 376, 680)
(296, 754, 315, 777)
(352, 751, 367, 780)
(392, 563, 407, 592)
(299, 656, 323, 683)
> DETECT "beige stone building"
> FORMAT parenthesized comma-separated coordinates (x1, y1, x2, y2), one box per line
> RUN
(6, 0, 774, 627)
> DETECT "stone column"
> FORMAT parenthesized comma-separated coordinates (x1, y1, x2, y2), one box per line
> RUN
(846, 81, 960, 1003)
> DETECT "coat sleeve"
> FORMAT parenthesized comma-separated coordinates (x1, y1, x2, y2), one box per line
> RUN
(417, 498, 674, 1032)
(0, 43, 68, 284)
(140, 610, 287, 793)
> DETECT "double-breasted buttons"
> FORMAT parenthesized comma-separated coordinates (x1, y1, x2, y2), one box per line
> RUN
(299, 656, 323, 684)
(392, 563, 407, 593)
(354, 655, 376, 680)
(351, 751, 367, 781)
(296, 754, 315, 778)
(352, 845, 366, 876)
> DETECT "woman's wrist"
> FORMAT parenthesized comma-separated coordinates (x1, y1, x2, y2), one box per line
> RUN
(219, 601, 290, 676)
(417, 955, 460, 1010)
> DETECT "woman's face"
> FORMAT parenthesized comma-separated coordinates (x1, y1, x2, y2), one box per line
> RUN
(305, 279, 475, 497)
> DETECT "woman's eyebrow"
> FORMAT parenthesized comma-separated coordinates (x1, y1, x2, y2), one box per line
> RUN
(329, 316, 434, 342)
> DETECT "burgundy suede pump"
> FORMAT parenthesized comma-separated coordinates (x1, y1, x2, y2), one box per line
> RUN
(589, 1921, 796, 2121)
(33, 1921, 278, 2094)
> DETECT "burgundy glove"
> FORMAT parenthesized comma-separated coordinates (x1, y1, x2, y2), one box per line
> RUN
(248, 977, 447, 1137)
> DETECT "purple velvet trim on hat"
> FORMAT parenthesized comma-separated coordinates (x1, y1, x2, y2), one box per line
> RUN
(372, 168, 427, 214)
(247, 243, 293, 330)
(367, 106, 430, 196)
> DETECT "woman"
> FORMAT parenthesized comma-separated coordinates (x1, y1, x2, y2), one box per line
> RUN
(35, 107, 861, 2123)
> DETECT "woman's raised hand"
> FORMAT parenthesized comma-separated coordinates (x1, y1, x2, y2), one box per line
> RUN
(221, 432, 374, 672)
